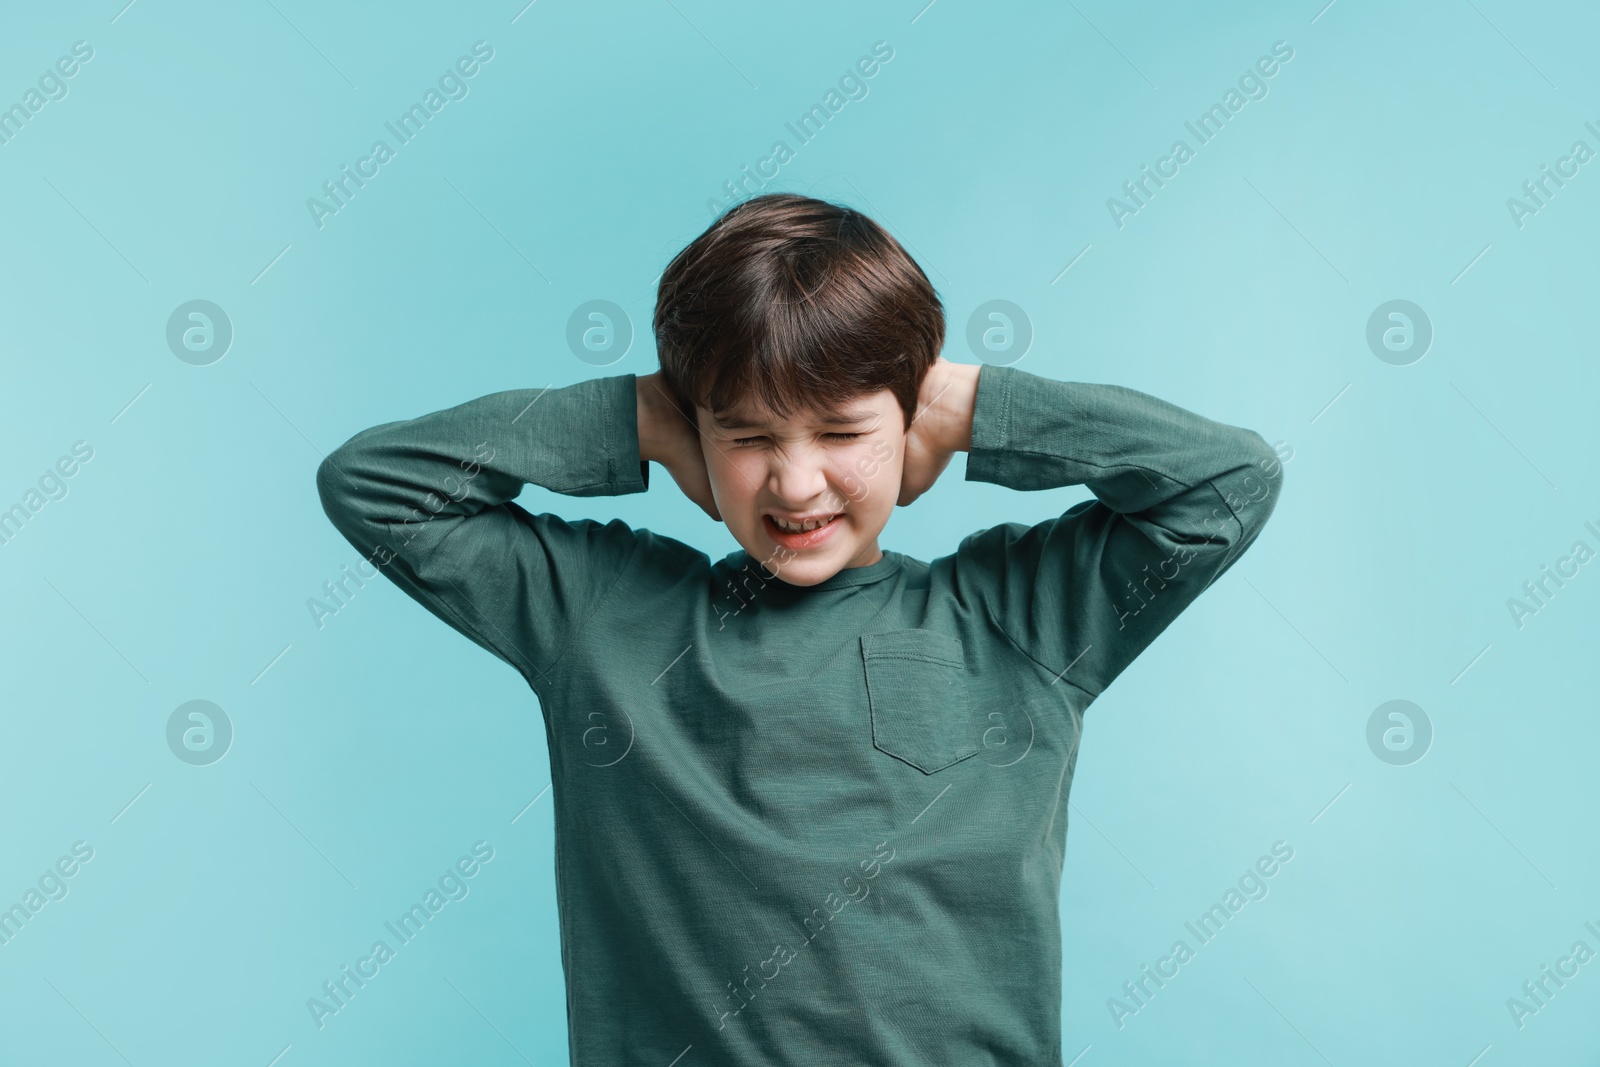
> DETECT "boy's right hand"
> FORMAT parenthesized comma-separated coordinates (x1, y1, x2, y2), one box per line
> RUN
(636, 372, 722, 522)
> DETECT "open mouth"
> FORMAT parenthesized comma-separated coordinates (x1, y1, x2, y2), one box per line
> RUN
(763, 512, 843, 549)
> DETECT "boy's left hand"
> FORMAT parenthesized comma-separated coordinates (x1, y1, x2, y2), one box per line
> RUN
(897, 357, 980, 507)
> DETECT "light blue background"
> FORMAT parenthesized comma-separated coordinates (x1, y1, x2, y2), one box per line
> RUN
(2, 1, 1596, 1063)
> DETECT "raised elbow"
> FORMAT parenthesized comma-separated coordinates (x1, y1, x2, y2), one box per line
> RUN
(1227, 431, 1285, 539)
(315, 446, 364, 526)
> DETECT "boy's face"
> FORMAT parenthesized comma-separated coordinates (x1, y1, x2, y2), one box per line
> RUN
(697, 388, 906, 587)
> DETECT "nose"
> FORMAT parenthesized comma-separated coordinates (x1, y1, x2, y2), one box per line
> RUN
(767, 442, 831, 509)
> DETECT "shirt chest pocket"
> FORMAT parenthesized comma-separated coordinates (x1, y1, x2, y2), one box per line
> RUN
(860, 630, 979, 774)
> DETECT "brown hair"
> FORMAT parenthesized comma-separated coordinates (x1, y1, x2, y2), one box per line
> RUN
(653, 193, 944, 432)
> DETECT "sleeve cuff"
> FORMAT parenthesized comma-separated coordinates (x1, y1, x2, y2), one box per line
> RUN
(964, 362, 1017, 485)
(603, 373, 649, 495)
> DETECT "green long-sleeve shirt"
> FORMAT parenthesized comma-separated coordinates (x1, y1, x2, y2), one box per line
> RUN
(316, 363, 1282, 1065)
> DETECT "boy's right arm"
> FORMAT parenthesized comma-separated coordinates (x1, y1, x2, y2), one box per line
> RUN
(315, 374, 650, 691)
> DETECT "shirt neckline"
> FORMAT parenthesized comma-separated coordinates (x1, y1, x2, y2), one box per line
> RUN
(724, 549, 906, 591)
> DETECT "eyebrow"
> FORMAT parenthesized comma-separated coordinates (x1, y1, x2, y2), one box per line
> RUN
(712, 407, 878, 431)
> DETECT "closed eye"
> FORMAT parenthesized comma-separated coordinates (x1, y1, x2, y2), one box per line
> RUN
(731, 432, 863, 445)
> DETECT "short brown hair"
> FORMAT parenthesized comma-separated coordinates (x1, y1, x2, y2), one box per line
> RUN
(653, 193, 944, 432)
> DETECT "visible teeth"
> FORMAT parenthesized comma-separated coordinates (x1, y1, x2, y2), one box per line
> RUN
(773, 514, 834, 533)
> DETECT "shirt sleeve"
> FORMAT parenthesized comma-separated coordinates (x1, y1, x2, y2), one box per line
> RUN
(314, 374, 649, 691)
(950, 362, 1284, 700)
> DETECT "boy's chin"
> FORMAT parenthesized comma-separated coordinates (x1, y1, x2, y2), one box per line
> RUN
(736, 535, 857, 587)
(765, 558, 844, 587)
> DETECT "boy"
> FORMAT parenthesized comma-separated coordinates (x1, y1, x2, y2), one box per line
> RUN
(316, 192, 1283, 1064)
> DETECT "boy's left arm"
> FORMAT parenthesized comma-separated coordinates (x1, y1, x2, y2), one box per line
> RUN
(929, 360, 1286, 700)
